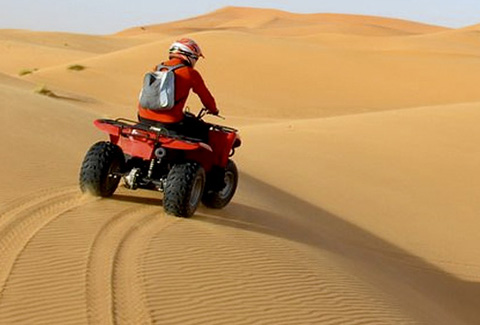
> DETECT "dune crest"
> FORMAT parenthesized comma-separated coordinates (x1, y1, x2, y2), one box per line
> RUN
(118, 6, 448, 37)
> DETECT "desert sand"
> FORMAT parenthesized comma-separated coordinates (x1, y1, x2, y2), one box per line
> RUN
(1, 6, 480, 324)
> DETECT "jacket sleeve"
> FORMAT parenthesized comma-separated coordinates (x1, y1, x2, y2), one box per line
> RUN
(191, 69, 218, 114)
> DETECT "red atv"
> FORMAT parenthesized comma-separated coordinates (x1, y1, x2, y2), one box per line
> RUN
(79, 108, 241, 218)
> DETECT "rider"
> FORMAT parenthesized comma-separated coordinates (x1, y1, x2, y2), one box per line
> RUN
(137, 38, 219, 141)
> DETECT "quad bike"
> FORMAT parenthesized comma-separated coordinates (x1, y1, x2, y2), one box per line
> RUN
(79, 108, 241, 218)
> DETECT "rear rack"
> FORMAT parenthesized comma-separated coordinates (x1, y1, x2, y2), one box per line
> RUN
(97, 118, 204, 144)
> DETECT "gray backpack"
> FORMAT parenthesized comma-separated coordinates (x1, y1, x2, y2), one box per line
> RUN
(139, 64, 185, 110)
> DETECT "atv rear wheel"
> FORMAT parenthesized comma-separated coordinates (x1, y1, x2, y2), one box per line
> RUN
(202, 159, 238, 209)
(164, 162, 205, 218)
(79, 141, 124, 197)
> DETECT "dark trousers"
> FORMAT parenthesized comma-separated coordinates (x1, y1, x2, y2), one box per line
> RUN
(138, 115, 210, 143)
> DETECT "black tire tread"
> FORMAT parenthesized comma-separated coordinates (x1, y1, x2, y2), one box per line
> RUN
(79, 141, 124, 197)
(202, 160, 238, 209)
(164, 162, 205, 218)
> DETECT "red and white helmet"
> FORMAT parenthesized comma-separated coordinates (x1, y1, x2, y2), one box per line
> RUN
(169, 38, 204, 67)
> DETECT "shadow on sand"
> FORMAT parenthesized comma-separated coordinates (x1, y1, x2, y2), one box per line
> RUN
(107, 172, 480, 323)
(195, 173, 480, 324)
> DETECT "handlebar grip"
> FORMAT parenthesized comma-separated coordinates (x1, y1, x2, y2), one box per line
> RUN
(197, 107, 225, 119)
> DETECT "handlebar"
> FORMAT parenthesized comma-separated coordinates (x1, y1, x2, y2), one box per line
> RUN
(197, 108, 225, 120)
(189, 108, 238, 133)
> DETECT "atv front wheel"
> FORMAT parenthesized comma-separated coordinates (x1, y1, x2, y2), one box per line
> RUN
(164, 162, 206, 218)
(202, 159, 238, 209)
(79, 141, 124, 197)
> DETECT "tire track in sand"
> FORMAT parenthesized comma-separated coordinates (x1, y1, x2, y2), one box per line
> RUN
(86, 204, 180, 325)
(0, 187, 78, 230)
(0, 188, 175, 324)
(111, 212, 180, 325)
(0, 187, 91, 298)
(86, 205, 157, 325)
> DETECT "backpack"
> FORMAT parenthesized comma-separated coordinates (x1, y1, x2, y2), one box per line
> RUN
(138, 63, 185, 110)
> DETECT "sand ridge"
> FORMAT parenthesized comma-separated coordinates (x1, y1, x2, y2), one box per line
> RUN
(1, 6, 480, 324)
(119, 6, 448, 37)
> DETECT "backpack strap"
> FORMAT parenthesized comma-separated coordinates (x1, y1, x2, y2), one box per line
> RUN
(155, 63, 186, 72)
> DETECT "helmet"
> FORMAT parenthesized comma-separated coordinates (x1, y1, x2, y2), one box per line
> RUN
(169, 38, 204, 67)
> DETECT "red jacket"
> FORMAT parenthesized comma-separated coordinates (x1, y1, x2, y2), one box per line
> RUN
(138, 58, 218, 123)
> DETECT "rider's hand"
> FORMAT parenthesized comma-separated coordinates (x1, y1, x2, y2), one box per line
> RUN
(211, 109, 220, 116)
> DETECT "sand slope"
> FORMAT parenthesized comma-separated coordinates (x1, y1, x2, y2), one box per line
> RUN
(1, 6, 480, 325)
(0, 30, 148, 76)
(25, 26, 480, 119)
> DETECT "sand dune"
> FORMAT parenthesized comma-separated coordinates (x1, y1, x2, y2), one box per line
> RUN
(0, 29, 147, 53)
(457, 23, 480, 31)
(119, 6, 448, 37)
(0, 77, 99, 200)
(239, 102, 480, 279)
(1, 6, 480, 324)
(0, 29, 150, 83)
(0, 71, 36, 90)
(0, 39, 93, 75)
(24, 29, 480, 120)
